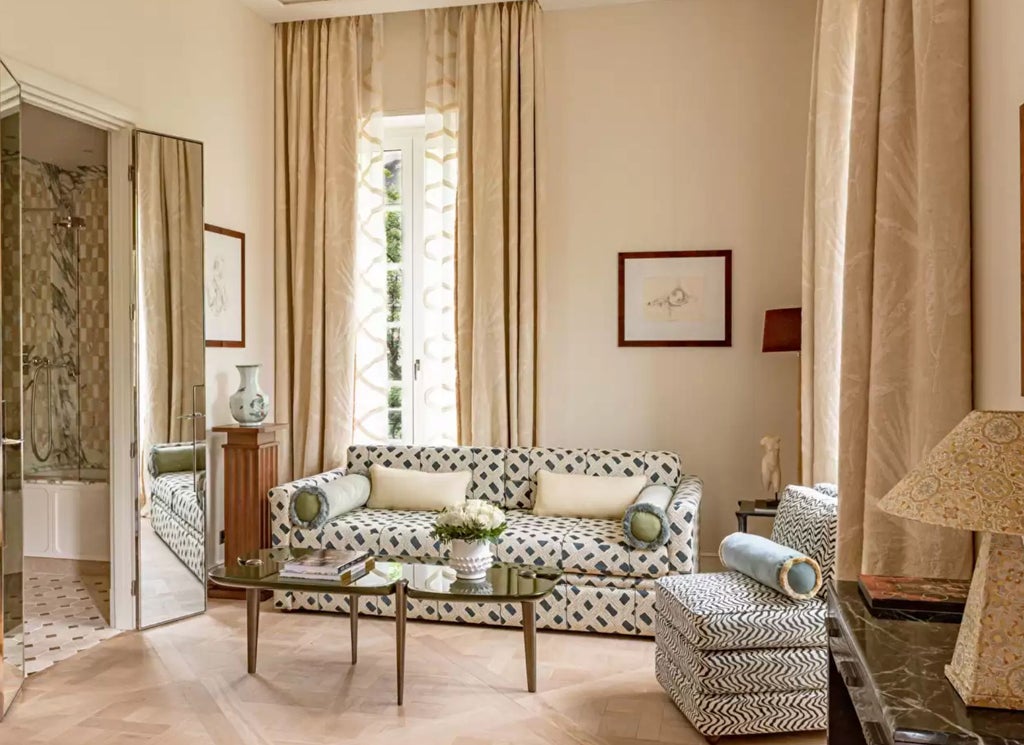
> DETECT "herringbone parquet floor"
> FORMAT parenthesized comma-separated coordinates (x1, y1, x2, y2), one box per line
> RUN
(0, 600, 826, 745)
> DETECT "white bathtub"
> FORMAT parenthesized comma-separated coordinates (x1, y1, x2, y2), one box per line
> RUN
(23, 479, 110, 561)
(25, 466, 108, 484)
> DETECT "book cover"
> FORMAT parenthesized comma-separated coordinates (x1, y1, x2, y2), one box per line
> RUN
(282, 549, 369, 574)
(857, 574, 970, 622)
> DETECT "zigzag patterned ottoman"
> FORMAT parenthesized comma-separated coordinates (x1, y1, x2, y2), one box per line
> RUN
(654, 572, 827, 737)
(653, 484, 838, 738)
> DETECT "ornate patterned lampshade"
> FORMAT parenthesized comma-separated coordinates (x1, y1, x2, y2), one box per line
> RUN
(878, 410, 1024, 710)
(879, 410, 1024, 535)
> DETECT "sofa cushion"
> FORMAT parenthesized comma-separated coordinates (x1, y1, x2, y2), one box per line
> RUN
(563, 519, 670, 578)
(656, 609, 827, 695)
(151, 472, 203, 533)
(495, 512, 578, 567)
(656, 572, 827, 651)
(534, 471, 646, 519)
(378, 510, 443, 557)
(319, 508, 396, 554)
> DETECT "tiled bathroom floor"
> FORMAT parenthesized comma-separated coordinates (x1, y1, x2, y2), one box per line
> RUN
(21, 573, 120, 674)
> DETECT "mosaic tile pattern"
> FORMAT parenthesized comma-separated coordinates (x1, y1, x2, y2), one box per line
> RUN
(21, 158, 109, 478)
(21, 573, 119, 675)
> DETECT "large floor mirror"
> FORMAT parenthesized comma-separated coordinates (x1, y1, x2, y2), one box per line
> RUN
(134, 130, 207, 629)
(0, 60, 25, 716)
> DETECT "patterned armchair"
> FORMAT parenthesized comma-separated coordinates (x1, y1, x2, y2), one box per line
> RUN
(269, 445, 703, 635)
(654, 484, 838, 737)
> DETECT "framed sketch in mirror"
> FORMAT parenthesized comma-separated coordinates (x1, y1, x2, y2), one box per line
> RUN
(204, 224, 245, 348)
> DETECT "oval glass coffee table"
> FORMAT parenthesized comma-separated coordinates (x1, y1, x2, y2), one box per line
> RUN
(209, 548, 562, 704)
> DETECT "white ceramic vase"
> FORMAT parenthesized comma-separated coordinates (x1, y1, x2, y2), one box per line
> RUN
(449, 539, 493, 581)
(229, 364, 269, 427)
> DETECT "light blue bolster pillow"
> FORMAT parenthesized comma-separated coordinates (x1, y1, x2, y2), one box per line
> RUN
(719, 532, 822, 600)
(622, 485, 673, 550)
(289, 474, 371, 530)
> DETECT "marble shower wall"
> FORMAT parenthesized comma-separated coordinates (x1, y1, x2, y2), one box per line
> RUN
(22, 157, 109, 477)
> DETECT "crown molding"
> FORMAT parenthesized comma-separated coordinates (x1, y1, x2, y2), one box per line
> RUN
(0, 56, 136, 131)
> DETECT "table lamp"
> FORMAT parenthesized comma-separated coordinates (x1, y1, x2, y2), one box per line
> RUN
(762, 307, 801, 480)
(878, 410, 1024, 710)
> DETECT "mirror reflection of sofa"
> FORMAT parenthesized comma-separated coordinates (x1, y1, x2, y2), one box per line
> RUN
(269, 445, 703, 635)
(147, 442, 206, 580)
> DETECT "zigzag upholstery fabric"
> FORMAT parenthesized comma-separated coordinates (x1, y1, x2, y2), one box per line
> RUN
(149, 472, 205, 580)
(268, 445, 701, 636)
(655, 485, 837, 736)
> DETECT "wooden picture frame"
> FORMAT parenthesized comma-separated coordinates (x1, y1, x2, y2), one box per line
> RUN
(204, 223, 245, 348)
(618, 250, 732, 347)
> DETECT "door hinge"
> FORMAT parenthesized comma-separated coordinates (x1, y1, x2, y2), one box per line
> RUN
(129, 303, 136, 321)
(128, 164, 135, 182)
(130, 441, 137, 459)
(131, 579, 138, 596)
(414, 358, 422, 380)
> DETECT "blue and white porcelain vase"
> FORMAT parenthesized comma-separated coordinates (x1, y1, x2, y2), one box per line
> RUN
(229, 364, 269, 427)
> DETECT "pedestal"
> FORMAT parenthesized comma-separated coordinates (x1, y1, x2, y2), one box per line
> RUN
(209, 423, 286, 600)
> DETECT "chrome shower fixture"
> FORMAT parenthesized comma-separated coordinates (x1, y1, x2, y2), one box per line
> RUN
(53, 215, 85, 229)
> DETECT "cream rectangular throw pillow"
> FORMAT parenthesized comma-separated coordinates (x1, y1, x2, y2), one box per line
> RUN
(533, 470, 647, 520)
(367, 464, 470, 511)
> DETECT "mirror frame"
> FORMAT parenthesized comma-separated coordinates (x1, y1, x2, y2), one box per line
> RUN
(131, 129, 208, 630)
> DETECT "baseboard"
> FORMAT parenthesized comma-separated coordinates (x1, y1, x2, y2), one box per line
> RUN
(24, 556, 111, 577)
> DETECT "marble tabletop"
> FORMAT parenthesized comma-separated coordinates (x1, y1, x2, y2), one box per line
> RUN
(832, 580, 1024, 745)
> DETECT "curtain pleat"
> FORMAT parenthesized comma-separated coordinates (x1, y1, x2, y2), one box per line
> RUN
(275, 17, 382, 480)
(802, 0, 974, 580)
(431, 0, 541, 448)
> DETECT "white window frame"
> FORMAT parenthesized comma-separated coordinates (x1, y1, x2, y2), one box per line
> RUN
(384, 116, 426, 445)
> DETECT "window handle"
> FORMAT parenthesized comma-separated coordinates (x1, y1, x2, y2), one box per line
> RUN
(414, 359, 421, 381)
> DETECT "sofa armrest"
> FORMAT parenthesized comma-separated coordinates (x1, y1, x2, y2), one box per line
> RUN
(666, 474, 702, 574)
(268, 468, 346, 549)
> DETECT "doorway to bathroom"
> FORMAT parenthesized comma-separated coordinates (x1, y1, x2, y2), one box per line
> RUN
(18, 104, 118, 673)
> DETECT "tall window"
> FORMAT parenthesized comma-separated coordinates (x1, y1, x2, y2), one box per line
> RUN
(378, 115, 457, 445)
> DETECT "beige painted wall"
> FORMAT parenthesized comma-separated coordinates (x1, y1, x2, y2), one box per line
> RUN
(973, 0, 1024, 412)
(541, 0, 816, 560)
(0, 0, 275, 563)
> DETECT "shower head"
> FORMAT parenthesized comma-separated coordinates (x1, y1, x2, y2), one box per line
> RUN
(54, 215, 85, 229)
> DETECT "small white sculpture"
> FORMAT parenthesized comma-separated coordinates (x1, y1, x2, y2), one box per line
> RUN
(760, 435, 782, 501)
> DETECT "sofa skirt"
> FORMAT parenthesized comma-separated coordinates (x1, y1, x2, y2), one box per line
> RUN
(273, 573, 658, 636)
(150, 498, 204, 580)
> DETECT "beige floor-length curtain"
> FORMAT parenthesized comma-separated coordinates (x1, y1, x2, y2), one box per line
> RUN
(427, 1, 542, 448)
(275, 17, 383, 480)
(802, 0, 974, 580)
(137, 136, 204, 451)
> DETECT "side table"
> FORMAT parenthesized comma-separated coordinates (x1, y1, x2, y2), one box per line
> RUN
(735, 499, 779, 532)
(210, 423, 287, 599)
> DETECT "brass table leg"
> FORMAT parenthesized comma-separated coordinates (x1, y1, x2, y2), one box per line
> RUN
(349, 595, 358, 665)
(396, 581, 407, 706)
(246, 588, 260, 674)
(523, 600, 537, 692)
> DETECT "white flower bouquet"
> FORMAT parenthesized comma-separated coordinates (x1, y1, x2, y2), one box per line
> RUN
(431, 500, 508, 545)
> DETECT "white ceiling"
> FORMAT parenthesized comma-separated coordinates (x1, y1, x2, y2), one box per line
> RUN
(238, 0, 646, 22)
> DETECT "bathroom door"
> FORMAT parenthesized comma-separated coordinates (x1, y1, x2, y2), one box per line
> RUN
(0, 59, 25, 716)
(133, 131, 207, 629)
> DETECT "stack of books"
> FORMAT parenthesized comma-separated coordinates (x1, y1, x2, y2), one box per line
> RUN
(278, 550, 373, 583)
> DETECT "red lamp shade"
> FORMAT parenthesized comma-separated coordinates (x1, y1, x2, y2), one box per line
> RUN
(762, 308, 801, 353)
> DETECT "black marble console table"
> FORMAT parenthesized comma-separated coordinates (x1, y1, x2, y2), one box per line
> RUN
(828, 580, 1024, 745)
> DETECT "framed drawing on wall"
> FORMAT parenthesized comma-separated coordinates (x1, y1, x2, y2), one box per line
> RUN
(618, 250, 732, 347)
(204, 224, 245, 348)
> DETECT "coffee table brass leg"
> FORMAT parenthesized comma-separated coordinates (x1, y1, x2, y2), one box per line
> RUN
(349, 594, 358, 665)
(523, 600, 537, 692)
(396, 581, 407, 706)
(246, 588, 260, 674)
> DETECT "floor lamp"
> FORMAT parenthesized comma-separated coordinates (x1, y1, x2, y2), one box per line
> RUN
(762, 307, 802, 487)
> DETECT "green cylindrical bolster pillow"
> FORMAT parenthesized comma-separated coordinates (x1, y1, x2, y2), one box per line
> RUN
(622, 484, 673, 549)
(148, 442, 206, 477)
(289, 474, 371, 529)
(719, 532, 822, 600)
